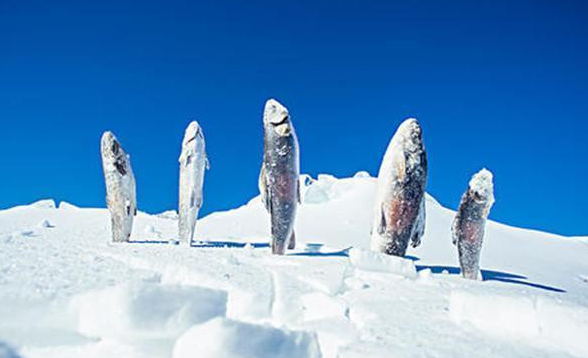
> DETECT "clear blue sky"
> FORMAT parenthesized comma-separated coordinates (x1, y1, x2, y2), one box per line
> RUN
(0, 0, 586, 236)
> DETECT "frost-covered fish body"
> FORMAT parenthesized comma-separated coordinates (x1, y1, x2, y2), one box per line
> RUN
(371, 118, 427, 257)
(178, 121, 208, 245)
(452, 169, 495, 280)
(259, 99, 300, 255)
(100, 131, 137, 242)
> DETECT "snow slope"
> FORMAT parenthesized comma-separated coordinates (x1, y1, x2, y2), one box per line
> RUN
(0, 174, 587, 358)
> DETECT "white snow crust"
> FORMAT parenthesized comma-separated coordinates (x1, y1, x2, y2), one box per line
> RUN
(0, 173, 587, 358)
(173, 317, 321, 358)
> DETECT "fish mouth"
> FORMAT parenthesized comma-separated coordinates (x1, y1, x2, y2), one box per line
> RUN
(269, 114, 290, 126)
(184, 127, 202, 145)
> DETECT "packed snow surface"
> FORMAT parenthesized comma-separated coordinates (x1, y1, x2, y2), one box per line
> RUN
(1, 174, 587, 358)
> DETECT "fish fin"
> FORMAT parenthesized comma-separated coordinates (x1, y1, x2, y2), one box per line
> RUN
(114, 158, 127, 176)
(297, 178, 302, 204)
(190, 191, 195, 209)
(195, 193, 203, 209)
(411, 197, 426, 248)
(377, 204, 387, 236)
(288, 231, 296, 250)
(259, 165, 270, 211)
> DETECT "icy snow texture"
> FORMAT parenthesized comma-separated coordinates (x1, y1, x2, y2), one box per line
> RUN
(29, 199, 56, 209)
(70, 283, 227, 340)
(1, 173, 587, 358)
(173, 317, 322, 358)
(348, 247, 417, 278)
(450, 290, 588, 357)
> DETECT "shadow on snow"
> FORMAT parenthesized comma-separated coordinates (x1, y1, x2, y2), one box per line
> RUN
(127, 240, 565, 293)
(416, 264, 566, 293)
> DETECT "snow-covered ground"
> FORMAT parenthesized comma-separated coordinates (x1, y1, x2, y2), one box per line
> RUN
(1, 173, 587, 358)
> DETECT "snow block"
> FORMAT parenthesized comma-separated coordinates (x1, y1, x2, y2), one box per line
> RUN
(449, 290, 588, 357)
(70, 282, 227, 340)
(226, 289, 273, 322)
(29, 199, 56, 209)
(348, 248, 417, 279)
(58, 201, 80, 210)
(300, 292, 347, 321)
(173, 317, 322, 358)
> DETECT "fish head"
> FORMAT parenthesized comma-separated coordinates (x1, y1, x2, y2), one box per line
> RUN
(101, 131, 122, 159)
(101, 131, 130, 175)
(264, 99, 292, 137)
(183, 121, 203, 147)
(397, 118, 423, 149)
(469, 168, 495, 208)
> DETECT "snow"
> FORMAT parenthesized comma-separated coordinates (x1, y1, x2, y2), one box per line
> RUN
(57, 202, 79, 210)
(70, 282, 227, 340)
(173, 317, 322, 358)
(0, 173, 587, 358)
(449, 290, 588, 357)
(348, 247, 417, 279)
(28, 199, 56, 209)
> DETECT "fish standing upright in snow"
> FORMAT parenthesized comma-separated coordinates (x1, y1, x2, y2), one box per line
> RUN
(100, 131, 137, 242)
(371, 118, 428, 257)
(452, 169, 495, 280)
(259, 99, 300, 255)
(178, 121, 208, 245)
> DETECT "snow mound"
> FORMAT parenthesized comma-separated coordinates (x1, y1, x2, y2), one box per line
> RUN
(303, 174, 338, 204)
(353, 171, 371, 178)
(58, 201, 79, 210)
(449, 290, 588, 357)
(70, 282, 227, 340)
(348, 248, 417, 279)
(173, 317, 322, 358)
(156, 210, 179, 220)
(29, 199, 56, 209)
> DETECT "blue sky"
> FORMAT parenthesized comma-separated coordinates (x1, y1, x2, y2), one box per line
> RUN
(0, 0, 586, 236)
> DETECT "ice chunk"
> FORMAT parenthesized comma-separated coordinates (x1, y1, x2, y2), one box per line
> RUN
(173, 317, 322, 358)
(304, 175, 337, 204)
(29, 199, 56, 209)
(58, 201, 79, 210)
(70, 282, 227, 339)
(143, 225, 161, 239)
(156, 210, 179, 220)
(353, 171, 371, 178)
(348, 248, 417, 279)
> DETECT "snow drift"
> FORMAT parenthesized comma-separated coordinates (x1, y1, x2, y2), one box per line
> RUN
(1, 173, 587, 358)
